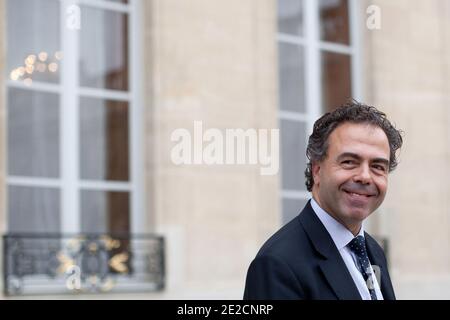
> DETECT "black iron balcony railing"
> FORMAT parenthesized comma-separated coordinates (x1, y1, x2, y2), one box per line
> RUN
(3, 233, 165, 296)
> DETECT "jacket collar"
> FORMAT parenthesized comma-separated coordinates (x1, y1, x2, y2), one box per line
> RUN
(299, 200, 362, 300)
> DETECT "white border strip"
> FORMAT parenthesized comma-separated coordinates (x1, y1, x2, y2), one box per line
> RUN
(305, 0, 321, 135)
(78, 87, 131, 101)
(129, 0, 146, 234)
(7, 80, 62, 94)
(79, 180, 131, 191)
(349, 0, 363, 100)
(8, 176, 62, 188)
(61, 0, 80, 233)
(277, 33, 307, 46)
(77, 0, 130, 13)
(8, 82, 133, 101)
(319, 41, 354, 55)
(277, 37, 353, 55)
(281, 190, 310, 200)
(279, 110, 309, 122)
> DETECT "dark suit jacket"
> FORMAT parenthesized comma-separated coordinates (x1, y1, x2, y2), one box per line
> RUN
(243, 200, 396, 300)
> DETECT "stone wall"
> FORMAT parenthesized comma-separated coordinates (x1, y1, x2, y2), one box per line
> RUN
(362, 0, 450, 299)
(144, 0, 280, 298)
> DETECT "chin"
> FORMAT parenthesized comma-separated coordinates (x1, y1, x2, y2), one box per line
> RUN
(333, 204, 367, 224)
(345, 207, 371, 221)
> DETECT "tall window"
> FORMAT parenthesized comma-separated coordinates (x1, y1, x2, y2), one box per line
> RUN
(6, 0, 143, 235)
(277, 0, 360, 223)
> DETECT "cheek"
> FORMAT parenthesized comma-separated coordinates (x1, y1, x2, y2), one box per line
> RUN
(332, 170, 354, 187)
(320, 172, 349, 199)
(374, 176, 388, 195)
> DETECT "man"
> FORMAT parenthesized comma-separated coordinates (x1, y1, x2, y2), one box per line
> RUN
(244, 102, 403, 300)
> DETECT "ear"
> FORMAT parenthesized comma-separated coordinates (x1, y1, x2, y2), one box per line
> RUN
(312, 161, 321, 186)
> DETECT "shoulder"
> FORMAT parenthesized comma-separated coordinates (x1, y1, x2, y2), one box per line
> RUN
(244, 216, 311, 299)
(255, 215, 311, 263)
(365, 232, 384, 251)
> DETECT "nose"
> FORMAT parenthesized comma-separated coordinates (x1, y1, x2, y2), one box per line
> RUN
(353, 163, 372, 185)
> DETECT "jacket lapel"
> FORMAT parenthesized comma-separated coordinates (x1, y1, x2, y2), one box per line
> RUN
(299, 201, 362, 300)
(318, 254, 362, 300)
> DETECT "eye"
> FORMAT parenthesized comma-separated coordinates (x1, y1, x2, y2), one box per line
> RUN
(372, 164, 387, 172)
(341, 160, 356, 167)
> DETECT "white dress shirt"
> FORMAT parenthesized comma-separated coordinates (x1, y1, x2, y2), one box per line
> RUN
(310, 198, 384, 300)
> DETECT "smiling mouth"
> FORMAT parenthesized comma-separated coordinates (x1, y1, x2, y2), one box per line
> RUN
(343, 190, 374, 198)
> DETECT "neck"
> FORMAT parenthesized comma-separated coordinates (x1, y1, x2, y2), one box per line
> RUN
(311, 192, 362, 237)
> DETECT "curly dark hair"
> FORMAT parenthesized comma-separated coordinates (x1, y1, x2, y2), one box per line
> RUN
(305, 101, 403, 192)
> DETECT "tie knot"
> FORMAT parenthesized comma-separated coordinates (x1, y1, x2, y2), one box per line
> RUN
(348, 235, 368, 258)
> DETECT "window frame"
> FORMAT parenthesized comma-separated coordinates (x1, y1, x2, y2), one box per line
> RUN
(277, 0, 362, 222)
(5, 0, 146, 235)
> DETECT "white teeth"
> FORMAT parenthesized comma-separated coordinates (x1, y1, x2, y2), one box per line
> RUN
(347, 191, 368, 197)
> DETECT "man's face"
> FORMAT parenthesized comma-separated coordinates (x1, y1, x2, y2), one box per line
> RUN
(312, 122, 390, 234)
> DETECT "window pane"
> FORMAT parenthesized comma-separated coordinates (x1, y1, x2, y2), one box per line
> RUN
(80, 98, 129, 181)
(278, 0, 303, 36)
(282, 197, 307, 225)
(8, 89, 60, 178)
(80, 6, 129, 91)
(321, 51, 351, 111)
(81, 190, 130, 234)
(7, 0, 60, 84)
(280, 120, 307, 191)
(8, 186, 60, 233)
(278, 43, 305, 113)
(319, 0, 350, 45)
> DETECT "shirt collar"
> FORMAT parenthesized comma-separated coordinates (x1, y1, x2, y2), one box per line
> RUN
(310, 197, 365, 250)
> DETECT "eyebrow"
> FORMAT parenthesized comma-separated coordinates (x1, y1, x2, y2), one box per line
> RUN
(337, 152, 389, 166)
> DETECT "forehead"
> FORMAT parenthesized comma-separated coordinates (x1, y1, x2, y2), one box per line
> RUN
(327, 122, 390, 158)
